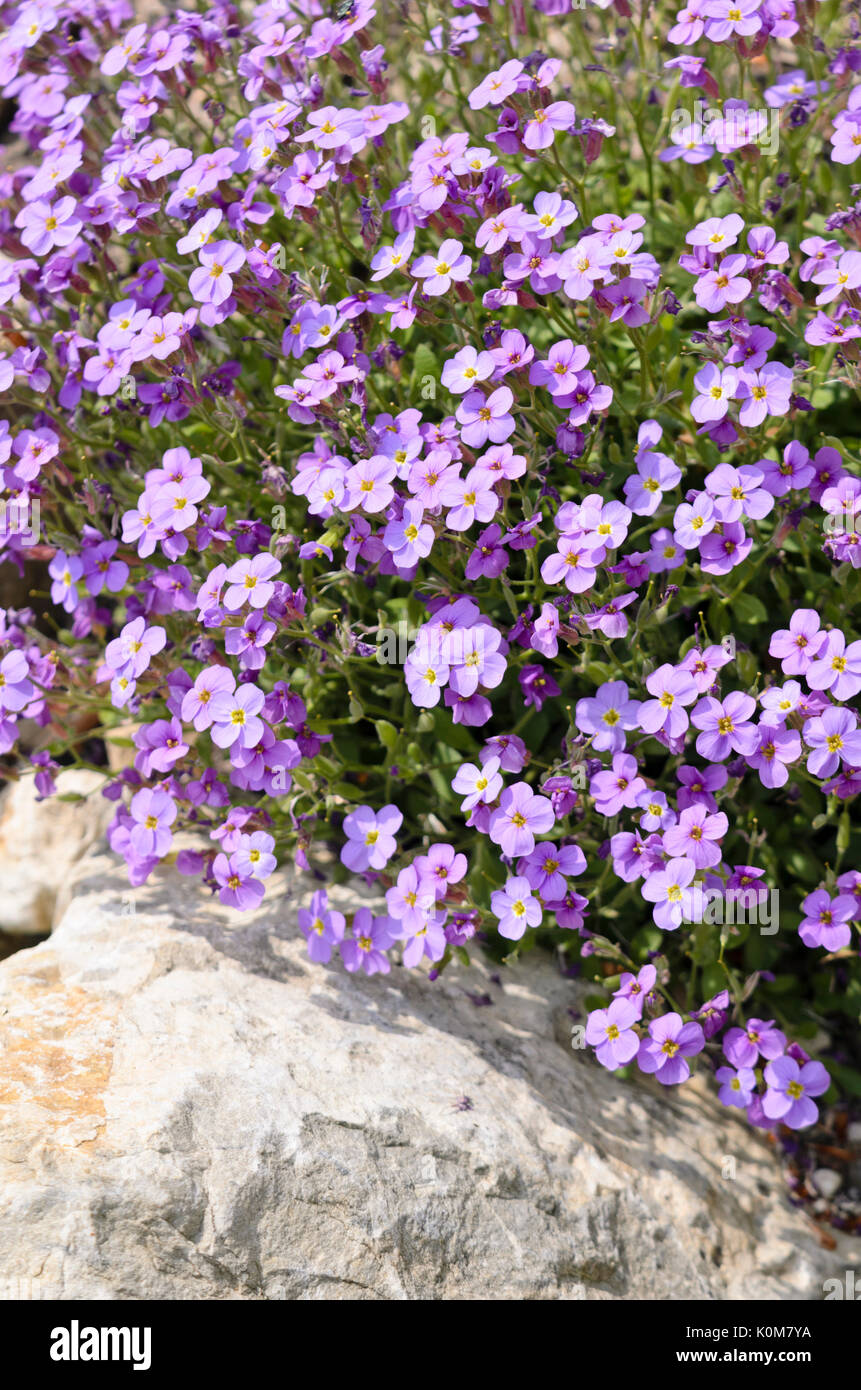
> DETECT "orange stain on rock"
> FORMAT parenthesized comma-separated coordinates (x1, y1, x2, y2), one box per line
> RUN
(0, 953, 117, 1145)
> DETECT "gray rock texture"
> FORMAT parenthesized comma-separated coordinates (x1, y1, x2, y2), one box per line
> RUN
(0, 851, 856, 1300)
(0, 771, 115, 936)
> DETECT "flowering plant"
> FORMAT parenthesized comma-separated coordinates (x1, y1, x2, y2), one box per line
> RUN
(2, 0, 861, 1162)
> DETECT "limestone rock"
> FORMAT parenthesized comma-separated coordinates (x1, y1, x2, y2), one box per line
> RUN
(0, 853, 855, 1301)
(0, 770, 114, 936)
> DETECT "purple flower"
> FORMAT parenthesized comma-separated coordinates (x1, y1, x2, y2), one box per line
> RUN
(181, 667, 236, 731)
(490, 875, 542, 940)
(637, 1012, 705, 1085)
(481, 734, 527, 774)
(575, 680, 641, 753)
(613, 964, 657, 1018)
(519, 841, 586, 902)
(81, 540, 129, 596)
(456, 386, 515, 448)
(298, 889, 346, 964)
(639, 664, 699, 740)
(662, 804, 727, 869)
(340, 803, 403, 872)
(677, 763, 727, 812)
(489, 781, 555, 857)
(209, 683, 265, 750)
(410, 238, 472, 296)
(803, 707, 861, 778)
(213, 852, 265, 911)
(642, 857, 698, 930)
(715, 1065, 757, 1109)
(519, 663, 560, 711)
(768, 608, 827, 676)
(586, 997, 640, 1070)
(466, 524, 509, 580)
(590, 752, 647, 815)
(799, 889, 856, 951)
(223, 553, 280, 612)
(340, 908, 397, 975)
(762, 1056, 830, 1129)
(723, 1018, 787, 1069)
(691, 691, 759, 760)
(0, 650, 34, 712)
(129, 787, 176, 859)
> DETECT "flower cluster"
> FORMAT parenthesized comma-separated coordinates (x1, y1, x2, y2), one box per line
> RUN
(1, 0, 860, 1141)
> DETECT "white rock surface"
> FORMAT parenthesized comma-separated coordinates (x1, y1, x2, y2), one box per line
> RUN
(0, 770, 114, 936)
(0, 852, 856, 1301)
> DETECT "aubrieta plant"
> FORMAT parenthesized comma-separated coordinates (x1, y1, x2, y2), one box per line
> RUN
(1, 0, 861, 1144)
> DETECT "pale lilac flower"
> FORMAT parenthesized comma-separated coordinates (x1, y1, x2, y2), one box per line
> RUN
(181, 667, 236, 732)
(586, 997, 640, 1070)
(410, 238, 472, 296)
(386, 865, 437, 932)
(575, 680, 641, 752)
(762, 1056, 829, 1129)
(690, 363, 738, 423)
(723, 1018, 786, 1068)
(340, 803, 403, 872)
(340, 909, 397, 975)
(716, 1065, 757, 1108)
(807, 630, 861, 701)
(803, 708, 861, 778)
(384, 501, 434, 567)
(0, 651, 34, 712)
(189, 240, 246, 306)
(637, 1012, 705, 1084)
(799, 889, 856, 951)
(456, 386, 515, 448)
(222, 553, 281, 611)
(489, 782, 555, 858)
(209, 683, 265, 750)
(614, 964, 657, 1017)
(692, 691, 759, 760)
(490, 875, 542, 939)
(663, 804, 727, 868)
(298, 889, 346, 963)
(441, 345, 495, 394)
(769, 609, 827, 676)
(523, 101, 576, 151)
(370, 230, 415, 281)
(452, 756, 503, 812)
(749, 725, 802, 788)
(694, 256, 750, 313)
(736, 362, 793, 427)
(129, 787, 176, 859)
(639, 665, 699, 740)
(590, 752, 647, 815)
(105, 617, 166, 678)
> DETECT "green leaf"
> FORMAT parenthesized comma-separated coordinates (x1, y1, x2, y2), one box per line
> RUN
(374, 719, 400, 752)
(731, 593, 768, 626)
